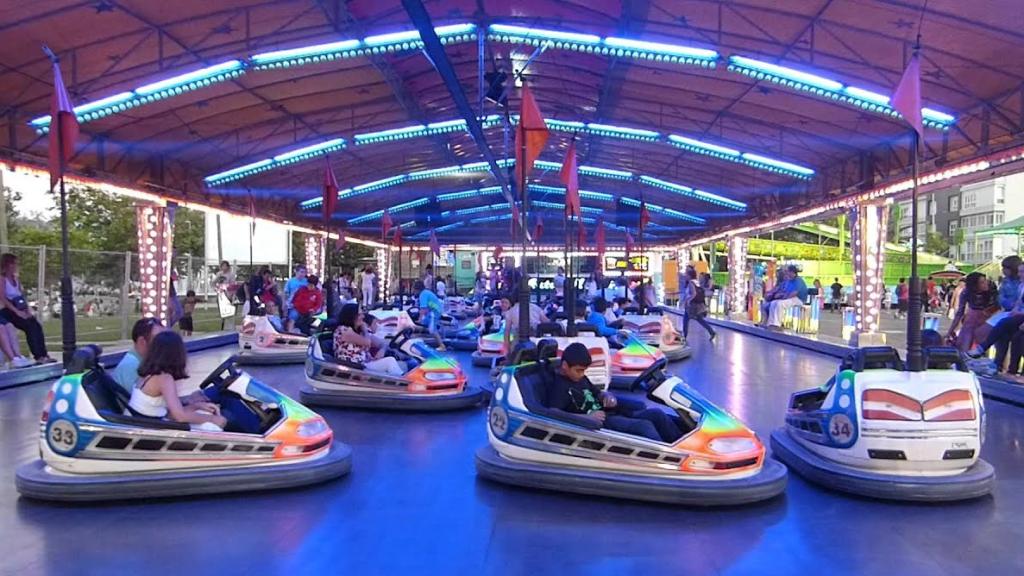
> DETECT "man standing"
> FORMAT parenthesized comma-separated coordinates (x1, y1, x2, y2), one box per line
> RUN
(830, 277, 843, 312)
(112, 318, 165, 393)
(543, 343, 681, 443)
(760, 265, 808, 330)
(283, 264, 308, 332)
(423, 265, 435, 296)
(553, 267, 566, 301)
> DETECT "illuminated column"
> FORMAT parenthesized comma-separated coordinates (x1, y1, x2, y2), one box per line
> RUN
(304, 235, 325, 278)
(375, 248, 389, 299)
(135, 202, 174, 324)
(850, 202, 889, 347)
(727, 235, 749, 318)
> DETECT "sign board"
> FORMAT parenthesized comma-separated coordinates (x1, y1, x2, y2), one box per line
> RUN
(604, 255, 649, 273)
(204, 212, 289, 265)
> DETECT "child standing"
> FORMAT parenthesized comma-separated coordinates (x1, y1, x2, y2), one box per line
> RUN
(180, 290, 197, 336)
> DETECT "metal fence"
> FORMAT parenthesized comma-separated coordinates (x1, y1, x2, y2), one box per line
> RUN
(1, 244, 285, 346)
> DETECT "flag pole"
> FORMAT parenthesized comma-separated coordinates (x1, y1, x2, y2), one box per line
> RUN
(42, 46, 77, 365)
(57, 116, 75, 365)
(517, 120, 530, 347)
(907, 128, 923, 371)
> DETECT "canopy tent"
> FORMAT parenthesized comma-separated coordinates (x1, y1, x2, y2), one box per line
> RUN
(975, 214, 1024, 238)
(2, 1, 1024, 246)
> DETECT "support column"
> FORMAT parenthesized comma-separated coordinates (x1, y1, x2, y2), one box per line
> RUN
(375, 247, 389, 302)
(136, 202, 175, 325)
(304, 234, 325, 278)
(850, 202, 888, 347)
(726, 235, 749, 319)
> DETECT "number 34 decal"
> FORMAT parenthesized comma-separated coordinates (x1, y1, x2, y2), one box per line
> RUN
(828, 414, 855, 444)
(48, 420, 78, 452)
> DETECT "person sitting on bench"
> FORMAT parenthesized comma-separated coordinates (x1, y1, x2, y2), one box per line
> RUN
(543, 343, 681, 443)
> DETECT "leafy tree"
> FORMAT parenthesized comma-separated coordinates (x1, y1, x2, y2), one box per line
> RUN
(172, 206, 205, 256)
(924, 231, 949, 256)
(888, 203, 905, 243)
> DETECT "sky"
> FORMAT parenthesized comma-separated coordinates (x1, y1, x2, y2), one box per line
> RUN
(2, 167, 58, 220)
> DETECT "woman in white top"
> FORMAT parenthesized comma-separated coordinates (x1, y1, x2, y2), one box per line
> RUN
(0, 253, 53, 363)
(129, 331, 226, 429)
(361, 265, 377, 307)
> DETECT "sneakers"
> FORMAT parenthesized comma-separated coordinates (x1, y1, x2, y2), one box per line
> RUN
(966, 346, 985, 359)
(709, 332, 717, 342)
(11, 356, 35, 369)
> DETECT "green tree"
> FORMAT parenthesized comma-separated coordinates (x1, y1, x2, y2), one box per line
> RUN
(173, 206, 205, 256)
(951, 228, 966, 259)
(924, 231, 949, 256)
(888, 203, 905, 243)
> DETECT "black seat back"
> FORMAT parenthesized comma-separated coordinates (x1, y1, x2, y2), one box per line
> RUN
(316, 332, 335, 357)
(924, 346, 968, 371)
(65, 344, 102, 375)
(841, 346, 905, 372)
(536, 338, 559, 362)
(81, 368, 129, 414)
(508, 341, 537, 365)
(514, 363, 548, 414)
(574, 322, 598, 335)
(535, 322, 564, 337)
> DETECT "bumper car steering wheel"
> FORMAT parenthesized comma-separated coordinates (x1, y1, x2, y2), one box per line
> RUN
(390, 327, 414, 351)
(199, 355, 243, 391)
(632, 357, 668, 392)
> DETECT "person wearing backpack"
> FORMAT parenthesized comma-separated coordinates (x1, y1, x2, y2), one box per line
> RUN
(684, 268, 716, 341)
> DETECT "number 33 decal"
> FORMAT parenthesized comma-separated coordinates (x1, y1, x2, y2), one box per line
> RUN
(48, 420, 78, 452)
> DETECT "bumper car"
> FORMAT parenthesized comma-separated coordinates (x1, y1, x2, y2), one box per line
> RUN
(367, 309, 416, 339)
(605, 332, 666, 390)
(620, 313, 692, 362)
(472, 328, 507, 367)
(771, 346, 994, 502)
(16, 348, 351, 502)
(237, 315, 309, 364)
(301, 328, 484, 411)
(476, 340, 788, 506)
(442, 319, 482, 351)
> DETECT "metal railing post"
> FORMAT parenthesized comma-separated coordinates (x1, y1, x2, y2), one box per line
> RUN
(186, 253, 193, 293)
(37, 245, 46, 321)
(121, 251, 131, 341)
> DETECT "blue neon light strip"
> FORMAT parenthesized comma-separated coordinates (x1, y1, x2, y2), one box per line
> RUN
(488, 24, 718, 68)
(252, 23, 476, 69)
(727, 55, 955, 130)
(31, 60, 246, 133)
(300, 159, 743, 212)
(205, 138, 347, 185)
(638, 176, 746, 211)
(667, 134, 814, 178)
(617, 197, 706, 224)
(30, 25, 478, 132)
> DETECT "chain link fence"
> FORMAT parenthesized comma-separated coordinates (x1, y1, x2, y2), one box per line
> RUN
(1, 244, 285, 348)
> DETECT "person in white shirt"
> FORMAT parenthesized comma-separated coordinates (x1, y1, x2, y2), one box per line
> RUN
(361, 265, 377, 307)
(554, 267, 566, 299)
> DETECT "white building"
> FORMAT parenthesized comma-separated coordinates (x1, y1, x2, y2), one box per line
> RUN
(898, 173, 1024, 265)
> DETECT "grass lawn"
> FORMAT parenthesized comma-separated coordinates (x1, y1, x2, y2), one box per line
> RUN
(28, 306, 236, 352)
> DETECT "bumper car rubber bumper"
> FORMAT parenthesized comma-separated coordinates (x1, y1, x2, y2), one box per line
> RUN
(444, 338, 479, 352)
(977, 375, 1024, 407)
(471, 351, 502, 368)
(770, 427, 994, 502)
(661, 344, 692, 362)
(15, 442, 352, 502)
(299, 384, 484, 411)
(475, 445, 787, 506)
(236, 350, 308, 365)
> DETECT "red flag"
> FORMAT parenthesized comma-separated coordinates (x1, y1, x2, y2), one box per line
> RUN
(494, 245, 503, 261)
(625, 230, 635, 253)
(595, 219, 606, 256)
(560, 139, 580, 219)
(48, 57, 80, 190)
(513, 84, 550, 187)
(639, 202, 651, 234)
(534, 215, 544, 242)
(335, 230, 346, 250)
(392, 225, 403, 247)
(322, 157, 339, 223)
(381, 209, 393, 240)
(429, 229, 440, 258)
(892, 51, 924, 138)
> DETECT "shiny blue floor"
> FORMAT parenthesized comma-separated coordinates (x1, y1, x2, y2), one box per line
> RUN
(2, 329, 1022, 576)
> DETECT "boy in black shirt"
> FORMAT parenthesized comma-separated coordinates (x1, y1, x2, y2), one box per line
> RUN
(545, 343, 681, 443)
